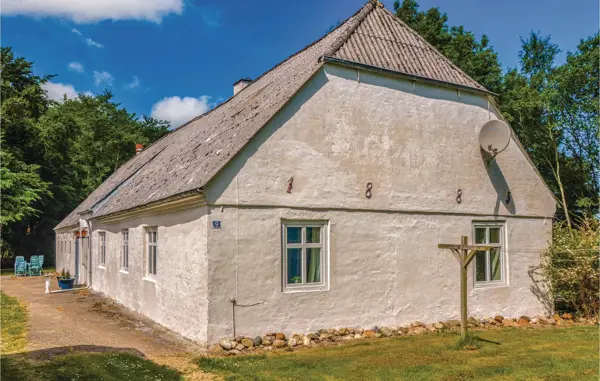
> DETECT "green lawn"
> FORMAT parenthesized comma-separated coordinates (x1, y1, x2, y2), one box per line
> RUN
(1, 291, 28, 353)
(1, 352, 183, 381)
(0, 290, 182, 381)
(199, 326, 599, 381)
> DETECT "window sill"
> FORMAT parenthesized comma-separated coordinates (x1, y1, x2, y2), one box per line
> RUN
(474, 282, 508, 290)
(119, 269, 129, 275)
(98, 265, 106, 270)
(143, 276, 156, 283)
(283, 285, 329, 294)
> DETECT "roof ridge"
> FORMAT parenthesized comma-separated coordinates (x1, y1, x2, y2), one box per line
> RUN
(323, 1, 378, 58)
(378, 6, 487, 91)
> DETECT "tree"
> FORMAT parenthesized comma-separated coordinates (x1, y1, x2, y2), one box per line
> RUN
(393, 0, 502, 93)
(0, 48, 170, 264)
(0, 140, 50, 226)
(549, 34, 599, 217)
(500, 33, 600, 227)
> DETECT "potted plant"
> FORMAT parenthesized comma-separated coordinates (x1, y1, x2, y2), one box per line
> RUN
(57, 268, 75, 290)
(289, 275, 302, 284)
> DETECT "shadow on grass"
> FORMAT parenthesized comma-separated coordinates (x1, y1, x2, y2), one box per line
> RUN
(477, 336, 502, 345)
(1, 345, 182, 381)
(454, 330, 502, 350)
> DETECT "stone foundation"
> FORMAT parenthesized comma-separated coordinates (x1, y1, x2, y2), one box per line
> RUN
(210, 313, 598, 355)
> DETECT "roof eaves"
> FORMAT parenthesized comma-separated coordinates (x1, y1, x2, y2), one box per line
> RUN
(322, 55, 496, 96)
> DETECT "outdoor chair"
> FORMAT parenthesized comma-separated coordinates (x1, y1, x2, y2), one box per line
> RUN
(38, 255, 44, 272)
(14, 256, 25, 276)
(15, 261, 27, 277)
(28, 256, 41, 276)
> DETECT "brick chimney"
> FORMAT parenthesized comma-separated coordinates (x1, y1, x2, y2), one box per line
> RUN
(233, 78, 252, 95)
(135, 144, 144, 154)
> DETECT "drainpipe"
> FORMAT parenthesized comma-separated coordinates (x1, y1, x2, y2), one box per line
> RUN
(86, 218, 93, 287)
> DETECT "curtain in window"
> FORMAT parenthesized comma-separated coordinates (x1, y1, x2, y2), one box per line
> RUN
(306, 228, 321, 283)
(306, 249, 320, 283)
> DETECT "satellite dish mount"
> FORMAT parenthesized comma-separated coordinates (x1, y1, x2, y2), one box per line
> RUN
(478, 120, 510, 166)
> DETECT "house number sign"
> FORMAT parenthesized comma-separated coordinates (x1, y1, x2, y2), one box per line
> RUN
(212, 221, 221, 229)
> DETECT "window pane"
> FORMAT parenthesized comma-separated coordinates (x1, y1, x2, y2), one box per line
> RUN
(489, 228, 500, 244)
(287, 227, 301, 244)
(151, 246, 157, 274)
(306, 227, 320, 244)
(306, 248, 321, 283)
(475, 251, 487, 282)
(475, 228, 486, 244)
(490, 249, 501, 281)
(287, 248, 302, 284)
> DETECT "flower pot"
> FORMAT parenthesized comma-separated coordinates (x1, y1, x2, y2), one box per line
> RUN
(57, 278, 75, 290)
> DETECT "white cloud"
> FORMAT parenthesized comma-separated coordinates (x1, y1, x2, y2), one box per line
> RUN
(43, 82, 79, 101)
(3, 0, 183, 23)
(150, 96, 213, 127)
(125, 76, 140, 90)
(71, 28, 103, 48)
(68, 61, 84, 73)
(85, 37, 103, 48)
(93, 71, 114, 87)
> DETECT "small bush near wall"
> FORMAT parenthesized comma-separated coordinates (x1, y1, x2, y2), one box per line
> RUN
(541, 217, 599, 317)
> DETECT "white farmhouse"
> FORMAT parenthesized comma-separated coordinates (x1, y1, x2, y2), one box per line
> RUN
(55, 1, 556, 345)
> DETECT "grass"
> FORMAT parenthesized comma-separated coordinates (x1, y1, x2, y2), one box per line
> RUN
(198, 326, 599, 381)
(0, 291, 28, 353)
(1, 352, 183, 381)
(0, 267, 56, 276)
(0, 290, 182, 381)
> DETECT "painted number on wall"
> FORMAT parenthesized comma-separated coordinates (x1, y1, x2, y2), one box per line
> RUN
(212, 221, 221, 229)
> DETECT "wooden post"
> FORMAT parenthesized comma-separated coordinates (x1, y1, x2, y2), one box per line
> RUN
(438, 236, 494, 339)
(460, 236, 468, 338)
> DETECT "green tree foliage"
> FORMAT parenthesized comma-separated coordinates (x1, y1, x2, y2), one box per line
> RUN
(501, 33, 600, 225)
(393, 0, 503, 93)
(0, 147, 50, 226)
(0, 48, 170, 263)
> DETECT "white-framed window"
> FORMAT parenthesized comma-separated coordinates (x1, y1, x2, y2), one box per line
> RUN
(146, 227, 157, 276)
(473, 223, 505, 287)
(282, 221, 328, 292)
(121, 229, 129, 270)
(99, 232, 106, 266)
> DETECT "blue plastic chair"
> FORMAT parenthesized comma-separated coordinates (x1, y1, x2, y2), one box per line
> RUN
(28, 256, 41, 276)
(15, 261, 27, 277)
(38, 255, 44, 272)
(14, 256, 25, 276)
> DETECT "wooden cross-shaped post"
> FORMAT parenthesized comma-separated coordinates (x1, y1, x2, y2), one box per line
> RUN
(438, 236, 495, 339)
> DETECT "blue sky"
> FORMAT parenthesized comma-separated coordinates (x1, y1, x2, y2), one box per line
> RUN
(2, 0, 598, 127)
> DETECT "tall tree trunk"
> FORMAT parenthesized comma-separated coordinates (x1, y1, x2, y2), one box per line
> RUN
(553, 150, 573, 233)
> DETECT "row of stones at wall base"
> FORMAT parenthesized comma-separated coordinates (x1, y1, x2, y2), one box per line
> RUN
(212, 314, 598, 355)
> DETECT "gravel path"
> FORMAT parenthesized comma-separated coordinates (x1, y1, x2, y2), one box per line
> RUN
(1, 275, 213, 380)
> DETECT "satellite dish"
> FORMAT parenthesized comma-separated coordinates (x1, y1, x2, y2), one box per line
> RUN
(479, 120, 510, 155)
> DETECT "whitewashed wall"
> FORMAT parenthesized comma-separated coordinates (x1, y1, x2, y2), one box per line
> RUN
(90, 206, 209, 343)
(203, 64, 555, 342)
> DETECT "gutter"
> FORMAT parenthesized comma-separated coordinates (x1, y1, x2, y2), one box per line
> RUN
(93, 188, 205, 224)
(321, 56, 497, 97)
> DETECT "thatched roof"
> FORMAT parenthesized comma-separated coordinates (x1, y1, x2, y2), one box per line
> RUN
(56, 1, 487, 229)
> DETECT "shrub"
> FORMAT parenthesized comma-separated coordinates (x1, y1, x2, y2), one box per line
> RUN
(541, 217, 599, 317)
